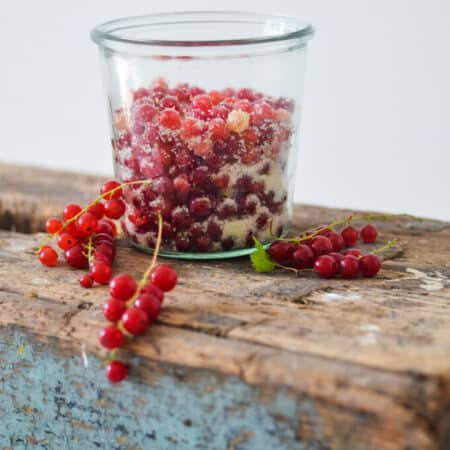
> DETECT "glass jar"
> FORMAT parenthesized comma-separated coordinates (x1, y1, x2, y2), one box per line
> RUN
(91, 12, 314, 259)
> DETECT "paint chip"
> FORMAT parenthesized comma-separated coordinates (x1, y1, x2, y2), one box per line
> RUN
(17, 344, 25, 355)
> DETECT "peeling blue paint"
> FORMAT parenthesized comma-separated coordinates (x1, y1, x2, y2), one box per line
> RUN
(0, 327, 327, 450)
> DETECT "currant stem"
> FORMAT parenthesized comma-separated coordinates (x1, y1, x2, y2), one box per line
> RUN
(276, 213, 398, 244)
(125, 212, 163, 309)
(369, 239, 398, 256)
(37, 179, 151, 252)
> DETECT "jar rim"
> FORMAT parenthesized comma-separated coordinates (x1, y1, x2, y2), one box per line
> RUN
(90, 11, 314, 49)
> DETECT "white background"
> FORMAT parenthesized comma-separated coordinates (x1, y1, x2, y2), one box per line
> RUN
(1, 0, 449, 220)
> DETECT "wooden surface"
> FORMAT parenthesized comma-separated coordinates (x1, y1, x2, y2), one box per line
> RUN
(0, 163, 450, 450)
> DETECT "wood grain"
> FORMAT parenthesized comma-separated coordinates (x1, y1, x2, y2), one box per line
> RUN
(1, 163, 450, 450)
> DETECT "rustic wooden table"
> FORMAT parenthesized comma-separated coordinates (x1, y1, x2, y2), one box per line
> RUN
(0, 163, 449, 450)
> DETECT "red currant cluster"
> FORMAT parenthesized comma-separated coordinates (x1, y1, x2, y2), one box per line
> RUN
(38, 180, 146, 287)
(267, 222, 388, 279)
(101, 261, 177, 383)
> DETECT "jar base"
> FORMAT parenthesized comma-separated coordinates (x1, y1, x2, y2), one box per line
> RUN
(130, 241, 270, 260)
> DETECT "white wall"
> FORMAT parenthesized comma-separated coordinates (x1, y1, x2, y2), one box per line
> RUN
(1, 0, 449, 220)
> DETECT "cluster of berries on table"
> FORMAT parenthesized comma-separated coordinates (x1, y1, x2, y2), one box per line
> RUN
(264, 218, 392, 279)
(112, 77, 295, 253)
(37, 178, 179, 383)
(101, 259, 177, 383)
(38, 180, 148, 287)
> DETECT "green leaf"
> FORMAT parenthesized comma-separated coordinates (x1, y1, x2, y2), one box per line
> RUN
(250, 238, 276, 273)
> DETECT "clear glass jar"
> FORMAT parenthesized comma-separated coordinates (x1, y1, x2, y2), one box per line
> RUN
(91, 12, 314, 259)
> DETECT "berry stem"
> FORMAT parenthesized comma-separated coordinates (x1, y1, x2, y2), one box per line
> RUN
(274, 213, 400, 244)
(82, 236, 95, 263)
(126, 212, 163, 309)
(37, 179, 151, 252)
(369, 239, 398, 256)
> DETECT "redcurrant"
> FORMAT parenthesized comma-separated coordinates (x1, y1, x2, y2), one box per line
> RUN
(109, 274, 137, 301)
(106, 360, 128, 383)
(150, 265, 178, 292)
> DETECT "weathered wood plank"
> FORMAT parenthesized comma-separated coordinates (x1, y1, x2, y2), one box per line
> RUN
(0, 163, 450, 450)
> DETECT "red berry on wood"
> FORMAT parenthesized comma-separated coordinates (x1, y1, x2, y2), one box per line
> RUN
(63, 204, 82, 221)
(96, 219, 116, 236)
(91, 262, 113, 285)
(39, 246, 58, 267)
(360, 224, 378, 243)
(341, 226, 358, 246)
(140, 283, 164, 303)
(150, 264, 178, 292)
(57, 232, 76, 250)
(106, 360, 128, 383)
(79, 274, 94, 288)
(65, 245, 88, 269)
(135, 294, 162, 322)
(104, 199, 126, 219)
(310, 236, 333, 257)
(99, 325, 124, 349)
(345, 248, 361, 258)
(340, 255, 360, 279)
(104, 298, 127, 322)
(45, 218, 63, 235)
(109, 274, 137, 301)
(268, 241, 294, 264)
(290, 245, 314, 269)
(328, 252, 344, 267)
(122, 307, 149, 335)
(87, 202, 105, 220)
(327, 231, 344, 252)
(314, 255, 338, 278)
(101, 180, 122, 199)
(77, 212, 98, 237)
(359, 254, 381, 277)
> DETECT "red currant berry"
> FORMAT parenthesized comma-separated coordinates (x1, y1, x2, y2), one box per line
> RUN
(159, 109, 181, 129)
(189, 196, 213, 219)
(96, 219, 116, 236)
(79, 273, 94, 288)
(140, 283, 164, 303)
(38, 246, 58, 267)
(135, 294, 161, 322)
(359, 254, 381, 277)
(99, 325, 124, 349)
(341, 226, 358, 246)
(328, 252, 344, 267)
(150, 264, 178, 292)
(106, 360, 128, 383)
(310, 236, 333, 257)
(45, 217, 63, 235)
(77, 212, 98, 237)
(63, 204, 82, 221)
(122, 307, 149, 335)
(345, 248, 361, 258)
(91, 262, 112, 285)
(327, 231, 344, 252)
(360, 224, 378, 243)
(64, 245, 88, 269)
(268, 241, 294, 264)
(314, 255, 338, 278)
(290, 245, 314, 269)
(101, 180, 122, 199)
(104, 298, 127, 322)
(87, 202, 105, 220)
(109, 274, 137, 301)
(104, 199, 126, 219)
(340, 255, 360, 279)
(57, 232, 76, 250)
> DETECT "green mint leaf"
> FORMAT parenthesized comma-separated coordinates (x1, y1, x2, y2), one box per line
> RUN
(250, 238, 276, 273)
